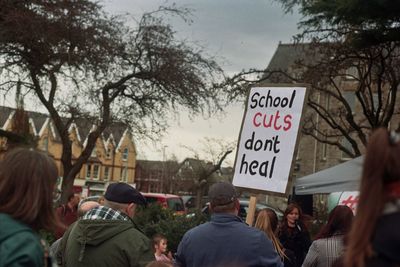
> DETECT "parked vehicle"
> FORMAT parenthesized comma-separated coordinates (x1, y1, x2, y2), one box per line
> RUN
(201, 199, 283, 221)
(141, 192, 186, 215)
(181, 195, 196, 210)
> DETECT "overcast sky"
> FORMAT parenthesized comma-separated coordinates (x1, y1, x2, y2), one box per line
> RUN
(0, 0, 301, 165)
(102, 0, 301, 164)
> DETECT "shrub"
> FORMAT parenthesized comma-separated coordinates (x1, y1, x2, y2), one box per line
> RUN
(134, 204, 209, 253)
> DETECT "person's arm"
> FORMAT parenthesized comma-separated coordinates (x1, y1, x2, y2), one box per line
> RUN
(301, 228, 312, 252)
(302, 241, 318, 267)
(174, 234, 188, 267)
(0, 232, 43, 267)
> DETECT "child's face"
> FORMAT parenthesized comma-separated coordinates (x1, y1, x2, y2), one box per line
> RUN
(156, 239, 168, 253)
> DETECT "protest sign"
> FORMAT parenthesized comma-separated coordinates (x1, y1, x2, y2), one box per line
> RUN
(233, 85, 307, 195)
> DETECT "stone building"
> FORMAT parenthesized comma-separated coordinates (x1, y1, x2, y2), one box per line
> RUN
(262, 42, 400, 214)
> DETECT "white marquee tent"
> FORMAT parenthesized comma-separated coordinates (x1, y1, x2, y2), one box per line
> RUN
(294, 156, 364, 195)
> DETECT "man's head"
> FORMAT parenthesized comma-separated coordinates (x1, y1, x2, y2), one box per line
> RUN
(67, 193, 80, 209)
(104, 182, 146, 218)
(208, 182, 240, 214)
(78, 201, 100, 217)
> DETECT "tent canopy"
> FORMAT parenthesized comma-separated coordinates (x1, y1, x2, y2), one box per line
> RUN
(294, 156, 363, 195)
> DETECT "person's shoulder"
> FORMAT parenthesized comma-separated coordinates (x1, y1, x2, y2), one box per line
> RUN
(0, 213, 36, 235)
(0, 230, 43, 266)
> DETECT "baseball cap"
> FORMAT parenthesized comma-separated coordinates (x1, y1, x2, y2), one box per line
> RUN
(208, 182, 239, 207)
(104, 183, 147, 206)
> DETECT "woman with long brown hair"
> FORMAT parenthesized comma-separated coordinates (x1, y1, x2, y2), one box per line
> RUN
(278, 203, 311, 267)
(341, 128, 400, 267)
(255, 208, 295, 267)
(0, 148, 59, 266)
(303, 205, 353, 267)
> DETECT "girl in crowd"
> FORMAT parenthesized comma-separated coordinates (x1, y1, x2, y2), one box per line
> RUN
(302, 205, 353, 267)
(278, 203, 311, 267)
(255, 208, 295, 267)
(153, 233, 172, 263)
(0, 148, 59, 266)
(341, 128, 400, 267)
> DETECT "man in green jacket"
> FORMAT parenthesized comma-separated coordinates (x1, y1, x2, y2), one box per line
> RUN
(57, 182, 155, 267)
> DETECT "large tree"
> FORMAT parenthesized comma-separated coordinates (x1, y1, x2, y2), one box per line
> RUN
(179, 137, 235, 209)
(278, 0, 400, 46)
(223, 1, 400, 158)
(0, 0, 224, 203)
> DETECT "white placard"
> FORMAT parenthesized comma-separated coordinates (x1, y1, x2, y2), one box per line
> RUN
(233, 86, 306, 194)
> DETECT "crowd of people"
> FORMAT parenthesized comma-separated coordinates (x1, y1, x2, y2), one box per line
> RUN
(0, 127, 399, 267)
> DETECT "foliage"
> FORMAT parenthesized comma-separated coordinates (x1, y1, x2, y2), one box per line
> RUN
(134, 204, 208, 253)
(177, 137, 235, 208)
(223, 1, 400, 157)
(39, 229, 56, 246)
(0, 1, 225, 203)
(277, 0, 400, 47)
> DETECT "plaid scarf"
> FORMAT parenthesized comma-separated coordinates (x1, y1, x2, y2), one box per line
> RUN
(82, 206, 130, 221)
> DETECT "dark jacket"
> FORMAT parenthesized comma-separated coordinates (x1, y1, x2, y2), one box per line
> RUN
(0, 213, 44, 267)
(365, 211, 400, 267)
(333, 211, 400, 267)
(175, 213, 283, 267)
(278, 222, 311, 267)
(57, 216, 154, 267)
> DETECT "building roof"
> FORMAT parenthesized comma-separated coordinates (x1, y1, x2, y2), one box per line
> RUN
(0, 105, 130, 147)
(136, 160, 179, 170)
(264, 42, 316, 83)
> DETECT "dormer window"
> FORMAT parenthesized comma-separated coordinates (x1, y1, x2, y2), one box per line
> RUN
(91, 147, 97, 158)
(122, 148, 128, 161)
(42, 137, 49, 152)
(106, 148, 112, 159)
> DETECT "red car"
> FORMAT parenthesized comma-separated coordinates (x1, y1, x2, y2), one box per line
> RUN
(141, 192, 186, 215)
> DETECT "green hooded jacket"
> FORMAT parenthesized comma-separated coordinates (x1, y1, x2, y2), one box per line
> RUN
(57, 218, 154, 267)
(0, 213, 44, 267)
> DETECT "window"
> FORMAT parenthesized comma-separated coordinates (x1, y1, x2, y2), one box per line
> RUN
(325, 94, 330, 111)
(122, 148, 128, 161)
(321, 131, 328, 160)
(42, 137, 49, 152)
(343, 91, 356, 113)
(345, 66, 358, 80)
(86, 164, 92, 179)
(106, 149, 112, 159)
(120, 167, 128, 182)
(104, 166, 109, 181)
(341, 138, 353, 159)
(296, 142, 301, 160)
(91, 147, 97, 158)
(93, 165, 99, 180)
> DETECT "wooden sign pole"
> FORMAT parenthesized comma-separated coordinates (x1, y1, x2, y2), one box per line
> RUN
(245, 195, 257, 226)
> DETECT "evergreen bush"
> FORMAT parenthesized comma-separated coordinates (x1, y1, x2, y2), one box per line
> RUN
(134, 204, 209, 253)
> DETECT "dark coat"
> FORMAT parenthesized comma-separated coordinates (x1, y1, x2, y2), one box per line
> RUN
(278, 222, 311, 267)
(365, 211, 400, 267)
(334, 210, 400, 267)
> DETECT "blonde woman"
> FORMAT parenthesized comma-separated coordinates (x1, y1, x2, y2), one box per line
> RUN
(255, 208, 295, 267)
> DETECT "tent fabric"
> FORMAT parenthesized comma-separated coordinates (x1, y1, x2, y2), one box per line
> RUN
(294, 156, 364, 195)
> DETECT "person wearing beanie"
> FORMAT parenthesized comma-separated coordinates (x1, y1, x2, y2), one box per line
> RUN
(175, 182, 283, 267)
(56, 182, 154, 267)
